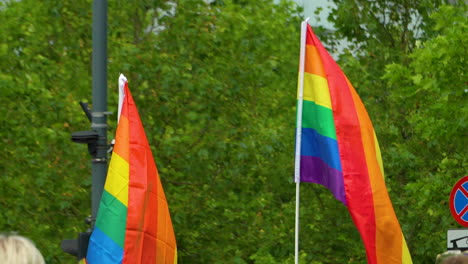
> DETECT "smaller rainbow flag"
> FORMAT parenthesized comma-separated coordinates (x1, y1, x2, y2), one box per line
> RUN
(295, 23, 412, 264)
(86, 74, 177, 264)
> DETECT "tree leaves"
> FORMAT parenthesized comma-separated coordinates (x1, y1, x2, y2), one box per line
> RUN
(335, 2, 467, 262)
(1, 0, 466, 263)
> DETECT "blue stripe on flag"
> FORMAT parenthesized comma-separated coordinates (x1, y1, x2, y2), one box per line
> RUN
(86, 226, 124, 264)
(300, 127, 342, 171)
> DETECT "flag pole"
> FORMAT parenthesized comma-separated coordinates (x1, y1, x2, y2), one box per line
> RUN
(294, 17, 309, 264)
(118, 74, 127, 123)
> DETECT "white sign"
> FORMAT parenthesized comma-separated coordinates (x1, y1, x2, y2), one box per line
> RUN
(447, 229, 468, 250)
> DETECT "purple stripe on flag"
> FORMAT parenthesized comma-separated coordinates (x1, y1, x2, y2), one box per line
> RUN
(300, 155, 347, 205)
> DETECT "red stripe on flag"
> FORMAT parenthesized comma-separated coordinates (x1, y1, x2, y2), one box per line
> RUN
(121, 83, 176, 264)
(306, 26, 378, 263)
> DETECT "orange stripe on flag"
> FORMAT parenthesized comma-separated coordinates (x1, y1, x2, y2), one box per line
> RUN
(304, 45, 326, 78)
(113, 115, 130, 162)
(347, 78, 405, 263)
(119, 81, 177, 263)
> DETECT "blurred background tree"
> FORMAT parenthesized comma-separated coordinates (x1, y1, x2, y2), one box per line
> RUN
(0, 0, 465, 263)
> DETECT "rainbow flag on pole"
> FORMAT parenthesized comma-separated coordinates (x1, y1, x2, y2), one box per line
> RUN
(294, 22, 412, 263)
(86, 74, 177, 264)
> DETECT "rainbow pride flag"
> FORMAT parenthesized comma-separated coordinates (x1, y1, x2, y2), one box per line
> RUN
(295, 23, 412, 263)
(86, 75, 177, 263)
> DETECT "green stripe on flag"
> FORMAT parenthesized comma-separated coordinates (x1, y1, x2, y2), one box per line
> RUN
(301, 100, 336, 140)
(95, 190, 128, 248)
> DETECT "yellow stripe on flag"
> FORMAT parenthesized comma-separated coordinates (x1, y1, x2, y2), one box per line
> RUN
(104, 152, 129, 206)
(373, 131, 385, 179)
(302, 72, 332, 109)
(402, 237, 412, 264)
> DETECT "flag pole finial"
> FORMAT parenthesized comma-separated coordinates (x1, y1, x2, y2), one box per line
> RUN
(117, 74, 127, 123)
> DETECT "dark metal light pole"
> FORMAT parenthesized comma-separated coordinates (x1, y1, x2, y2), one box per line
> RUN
(91, 0, 108, 221)
(61, 0, 108, 259)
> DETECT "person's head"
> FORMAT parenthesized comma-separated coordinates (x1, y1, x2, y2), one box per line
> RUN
(441, 254, 468, 264)
(0, 234, 45, 264)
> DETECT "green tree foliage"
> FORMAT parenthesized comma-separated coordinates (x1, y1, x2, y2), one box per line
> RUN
(128, 1, 303, 262)
(382, 5, 467, 262)
(327, 0, 447, 127)
(0, 1, 92, 263)
(0, 0, 303, 263)
(327, 1, 467, 263)
(0, 0, 466, 263)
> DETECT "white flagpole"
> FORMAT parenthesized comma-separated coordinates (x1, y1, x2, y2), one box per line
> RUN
(118, 74, 127, 124)
(294, 17, 309, 264)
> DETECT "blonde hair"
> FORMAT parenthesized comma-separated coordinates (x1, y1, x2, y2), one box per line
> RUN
(0, 234, 45, 264)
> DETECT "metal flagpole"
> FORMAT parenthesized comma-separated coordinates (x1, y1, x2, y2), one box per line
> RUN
(294, 17, 309, 264)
